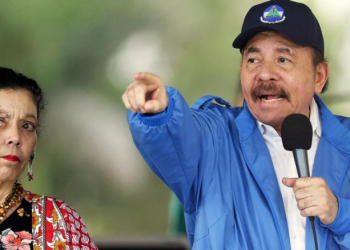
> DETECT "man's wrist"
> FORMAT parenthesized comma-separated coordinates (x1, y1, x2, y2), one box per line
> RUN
(321, 197, 350, 236)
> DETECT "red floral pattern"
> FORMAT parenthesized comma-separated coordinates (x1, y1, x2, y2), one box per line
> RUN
(29, 192, 97, 250)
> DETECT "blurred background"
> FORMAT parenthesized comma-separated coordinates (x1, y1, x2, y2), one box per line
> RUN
(1, 0, 350, 248)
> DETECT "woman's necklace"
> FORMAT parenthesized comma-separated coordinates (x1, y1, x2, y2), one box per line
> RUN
(0, 181, 23, 224)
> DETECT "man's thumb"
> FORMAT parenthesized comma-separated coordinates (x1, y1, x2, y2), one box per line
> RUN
(283, 177, 297, 187)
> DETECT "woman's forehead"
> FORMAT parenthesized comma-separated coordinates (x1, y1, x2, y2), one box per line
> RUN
(0, 89, 37, 117)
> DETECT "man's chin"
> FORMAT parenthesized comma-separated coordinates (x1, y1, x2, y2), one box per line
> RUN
(254, 113, 286, 127)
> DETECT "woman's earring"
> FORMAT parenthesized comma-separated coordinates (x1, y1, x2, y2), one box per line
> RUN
(28, 152, 35, 182)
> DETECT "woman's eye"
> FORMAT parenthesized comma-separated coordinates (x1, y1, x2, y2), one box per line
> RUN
(23, 123, 35, 131)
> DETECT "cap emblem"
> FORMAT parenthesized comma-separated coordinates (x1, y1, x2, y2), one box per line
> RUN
(261, 5, 285, 24)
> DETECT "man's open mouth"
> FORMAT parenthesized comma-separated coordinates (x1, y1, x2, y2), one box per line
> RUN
(251, 83, 289, 102)
(259, 95, 285, 102)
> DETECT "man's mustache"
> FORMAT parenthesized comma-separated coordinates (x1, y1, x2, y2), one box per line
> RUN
(251, 82, 290, 102)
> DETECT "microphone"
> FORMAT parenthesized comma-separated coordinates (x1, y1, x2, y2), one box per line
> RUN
(281, 114, 312, 178)
(281, 114, 318, 250)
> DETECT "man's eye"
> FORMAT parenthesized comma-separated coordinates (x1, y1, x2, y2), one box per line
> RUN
(279, 58, 290, 63)
(248, 58, 258, 63)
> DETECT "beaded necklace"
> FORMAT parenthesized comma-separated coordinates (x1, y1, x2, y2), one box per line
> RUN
(0, 181, 23, 224)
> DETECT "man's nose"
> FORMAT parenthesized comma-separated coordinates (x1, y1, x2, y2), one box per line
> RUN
(257, 61, 279, 82)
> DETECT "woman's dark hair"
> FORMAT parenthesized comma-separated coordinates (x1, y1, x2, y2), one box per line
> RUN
(0, 67, 47, 129)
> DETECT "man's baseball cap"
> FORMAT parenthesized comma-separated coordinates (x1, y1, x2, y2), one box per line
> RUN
(232, 0, 324, 56)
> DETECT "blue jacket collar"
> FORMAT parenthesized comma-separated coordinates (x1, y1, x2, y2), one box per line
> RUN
(236, 100, 257, 141)
(314, 95, 350, 154)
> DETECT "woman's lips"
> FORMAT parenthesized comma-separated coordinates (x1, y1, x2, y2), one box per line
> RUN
(2, 155, 20, 162)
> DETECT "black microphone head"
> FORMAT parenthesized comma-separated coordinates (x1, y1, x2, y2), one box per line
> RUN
(281, 114, 312, 151)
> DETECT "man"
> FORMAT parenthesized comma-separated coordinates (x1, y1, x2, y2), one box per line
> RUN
(122, 0, 350, 249)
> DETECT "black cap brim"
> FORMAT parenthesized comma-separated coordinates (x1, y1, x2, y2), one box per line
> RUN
(232, 26, 278, 51)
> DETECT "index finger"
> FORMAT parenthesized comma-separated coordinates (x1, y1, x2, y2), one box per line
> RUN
(134, 72, 162, 86)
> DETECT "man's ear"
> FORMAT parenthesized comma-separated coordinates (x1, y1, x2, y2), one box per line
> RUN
(315, 62, 329, 94)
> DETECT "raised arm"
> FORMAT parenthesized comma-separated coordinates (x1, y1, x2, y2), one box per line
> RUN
(123, 73, 201, 212)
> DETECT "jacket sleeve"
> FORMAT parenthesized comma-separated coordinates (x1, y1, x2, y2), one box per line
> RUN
(127, 87, 202, 213)
(322, 197, 350, 248)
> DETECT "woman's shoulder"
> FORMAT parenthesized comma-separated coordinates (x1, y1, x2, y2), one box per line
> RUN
(27, 191, 74, 211)
(27, 191, 86, 226)
(26, 191, 97, 250)
(26, 191, 72, 214)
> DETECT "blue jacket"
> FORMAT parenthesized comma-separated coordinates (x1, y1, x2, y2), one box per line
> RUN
(128, 87, 350, 250)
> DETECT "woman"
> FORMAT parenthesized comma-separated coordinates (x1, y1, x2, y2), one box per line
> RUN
(0, 67, 97, 250)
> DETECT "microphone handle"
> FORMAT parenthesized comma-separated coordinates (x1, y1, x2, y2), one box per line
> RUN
(292, 149, 315, 222)
(291, 148, 318, 248)
(292, 149, 310, 178)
